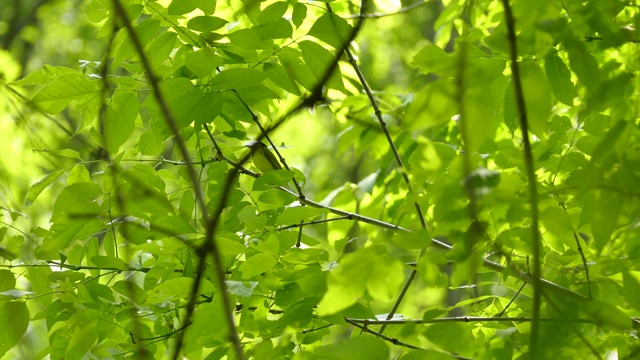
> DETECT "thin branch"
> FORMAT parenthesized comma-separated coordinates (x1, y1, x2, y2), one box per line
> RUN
(344, 317, 472, 360)
(110, 1, 240, 359)
(329, 0, 430, 334)
(495, 282, 526, 317)
(213, 145, 588, 302)
(173, 7, 370, 358)
(500, 0, 542, 357)
(346, 316, 594, 325)
(334, 5, 427, 231)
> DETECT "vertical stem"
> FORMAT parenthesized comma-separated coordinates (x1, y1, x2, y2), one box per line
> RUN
(500, 0, 542, 357)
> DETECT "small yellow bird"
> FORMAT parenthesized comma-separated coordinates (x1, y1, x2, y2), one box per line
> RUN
(244, 140, 282, 173)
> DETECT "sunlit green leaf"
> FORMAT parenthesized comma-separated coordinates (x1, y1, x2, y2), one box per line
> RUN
(105, 90, 139, 153)
(0, 301, 29, 358)
(307, 13, 353, 49)
(30, 73, 99, 113)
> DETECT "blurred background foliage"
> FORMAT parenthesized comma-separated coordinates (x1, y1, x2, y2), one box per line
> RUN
(0, 0, 443, 240)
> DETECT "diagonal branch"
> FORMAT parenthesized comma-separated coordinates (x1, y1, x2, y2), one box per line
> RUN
(171, 2, 370, 359)
(109, 1, 241, 359)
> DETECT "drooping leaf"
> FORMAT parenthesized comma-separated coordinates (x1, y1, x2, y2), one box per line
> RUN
(104, 90, 139, 153)
(544, 53, 574, 105)
(0, 301, 29, 358)
(30, 73, 100, 113)
(307, 13, 353, 49)
(26, 170, 65, 206)
(298, 40, 346, 92)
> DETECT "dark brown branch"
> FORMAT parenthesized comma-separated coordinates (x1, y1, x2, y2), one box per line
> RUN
(500, 0, 542, 356)
(109, 1, 241, 359)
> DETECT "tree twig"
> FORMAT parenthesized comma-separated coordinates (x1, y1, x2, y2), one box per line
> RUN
(500, 0, 542, 356)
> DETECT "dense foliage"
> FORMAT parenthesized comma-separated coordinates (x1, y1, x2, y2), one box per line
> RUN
(1, 0, 640, 359)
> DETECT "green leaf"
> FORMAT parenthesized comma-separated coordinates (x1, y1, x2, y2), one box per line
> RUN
(112, 280, 148, 304)
(0, 270, 15, 293)
(210, 68, 266, 89)
(583, 190, 623, 252)
(258, 189, 295, 207)
(298, 40, 346, 92)
(411, 44, 452, 76)
(276, 206, 328, 225)
(26, 170, 65, 206)
(158, 78, 223, 128)
(12, 65, 75, 86)
(51, 183, 102, 222)
(563, 34, 601, 90)
(318, 245, 404, 315)
(66, 320, 98, 360)
(30, 73, 99, 113)
(138, 129, 164, 155)
(544, 53, 574, 105)
(240, 253, 277, 279)
(184, 303, 226, 354)
(168, 0, 198, 15)
(225, 280, 258, 297)
(227, 28, 273, 50)
(263, 62, 301, 95)
(253, 169, 295, 190)
(278, 297, 317, 328)
(277, 48, 317, 92)
(258, 2, 288, 24)
(185, 48, 223, 78)
(90, 255, 129, 270)
(405, 80, 457, 130)
(307, 13, 353, 49)
(146, 31, 177, 69)
(519, 61, 552, 137)
(623, 272, 640, 312)
(401, 350, 458, 360)
(217, 236, 248, 255)
(314, 337, 389, 360)
(590, 119, 628, 165)
(541, 207, 575, 251)
(256, 18, 293, 40)
(146, 277, 213, 303)
(235, 84, 280, 100)
(584, 300, 631, 330)
(292, 3, 307, 28)
(105, 90, 139, 153)
(0, 301, 29, 358)
(187, 16, 227, 32)
(423, 322, 474, 355)
(113, 18, 161, 67)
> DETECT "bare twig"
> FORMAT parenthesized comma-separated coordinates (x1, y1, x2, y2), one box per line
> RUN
(346, 316, 594, 325)
(495, 282, 526, 317)
(345, 317, 472, 359)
